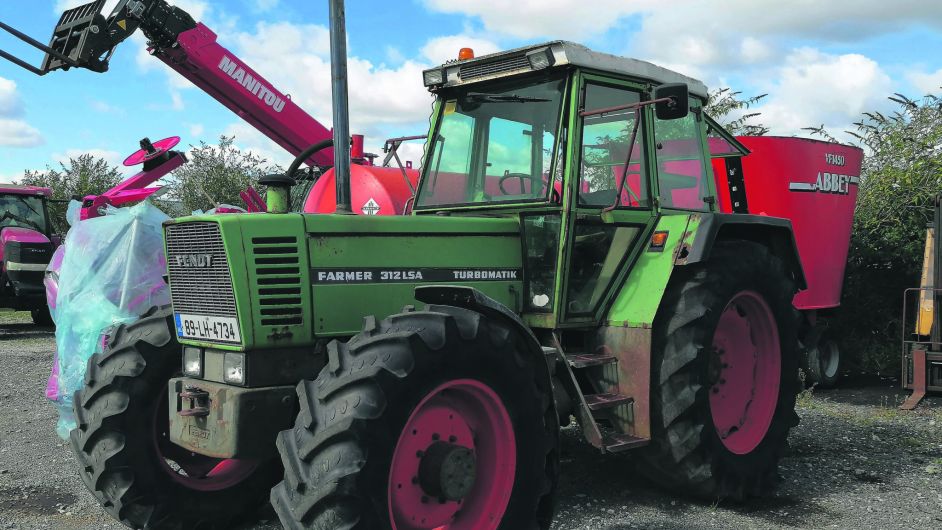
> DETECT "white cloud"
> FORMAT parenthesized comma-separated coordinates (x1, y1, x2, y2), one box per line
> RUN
(129, 0, 212, 110)
(908, 68, 942, 96)
(188, 123, 205, 138)
(0, 172, 22, 184)
(252, 0, 280, 12)
(0, 119, 43, 148)
(0, 77, 22, 117)
(230, 21, 437, 135)
(54, 0, 121, 14)
(751, 48, 892, 138)
(89, 99, 124, 114)
(423, 0, 942, 83)
(52, 148, 125, 169)
(422, 0, 655, 40)
(223, 121, 292, 167)
(0, 76, 43, 148)
(425, 0, 942, 41)
(421, 35, 501, 64)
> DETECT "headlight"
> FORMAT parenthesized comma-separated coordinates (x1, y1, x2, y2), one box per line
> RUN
(526, 47, 555, 70)
(223, 352, 245, 384)
(423, 68, 445, 87)
(183, 347, 203, 377)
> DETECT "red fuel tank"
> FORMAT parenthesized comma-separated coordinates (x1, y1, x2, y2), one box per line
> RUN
(303, 165, 420, 216)
(712, 137, 863, 310)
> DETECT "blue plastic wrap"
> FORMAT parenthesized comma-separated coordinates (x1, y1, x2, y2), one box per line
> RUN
(48, 200, 171, 438)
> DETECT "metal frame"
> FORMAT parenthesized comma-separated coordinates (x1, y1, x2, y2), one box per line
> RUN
(901, 287, 942, 409)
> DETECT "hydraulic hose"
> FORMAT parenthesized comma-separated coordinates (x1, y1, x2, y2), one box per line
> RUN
(287, 139, 334, 181)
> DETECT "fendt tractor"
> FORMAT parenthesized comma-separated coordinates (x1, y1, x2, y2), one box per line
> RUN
(3, 1, 865, 529)
(0, 184, 58, 325)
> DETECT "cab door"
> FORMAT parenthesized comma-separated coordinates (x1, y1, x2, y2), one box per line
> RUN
(559, 74, 658, 325)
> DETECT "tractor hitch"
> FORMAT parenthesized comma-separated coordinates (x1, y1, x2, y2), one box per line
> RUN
(168, 377, 297, 459)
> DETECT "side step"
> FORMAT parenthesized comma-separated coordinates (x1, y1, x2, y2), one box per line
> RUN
(567, 353, 617, 368)
(604, 433, 648, 452)
(584, 392, 633, 411)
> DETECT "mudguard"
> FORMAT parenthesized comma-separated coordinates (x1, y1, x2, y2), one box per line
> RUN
(414, 285, 555, 397)
(678, 213, 807, 290)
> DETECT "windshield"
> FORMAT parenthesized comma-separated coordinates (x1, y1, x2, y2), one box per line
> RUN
(416, 75, 567, 208)
(0, 194, 47, 234)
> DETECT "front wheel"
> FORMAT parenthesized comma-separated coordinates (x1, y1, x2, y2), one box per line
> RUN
(70, 306, 281, 529)
(271, 305, 559, 529)
(640, 241, 801, 500)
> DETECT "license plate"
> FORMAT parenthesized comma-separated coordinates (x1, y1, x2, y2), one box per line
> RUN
(174, 313, 242, 343)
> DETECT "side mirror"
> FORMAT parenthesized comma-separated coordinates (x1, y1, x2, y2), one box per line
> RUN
(654, 83, 689, 120)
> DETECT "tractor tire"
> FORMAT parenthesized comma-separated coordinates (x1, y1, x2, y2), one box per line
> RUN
(271, 305, 559, 530)
(70, 305, 281, 530)
(31, 306, 53, 327)
(639, 241, 801, 500)
(806, 333, 841, 388)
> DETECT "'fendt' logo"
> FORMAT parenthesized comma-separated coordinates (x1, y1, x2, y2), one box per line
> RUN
(175, 254, 213, 268)
(218, 55, 286, 113)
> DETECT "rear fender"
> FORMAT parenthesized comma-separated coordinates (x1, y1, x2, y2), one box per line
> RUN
(678, 213, 807, 290)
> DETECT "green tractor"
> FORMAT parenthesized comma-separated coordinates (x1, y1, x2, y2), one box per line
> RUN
(70, 39, 805, 529)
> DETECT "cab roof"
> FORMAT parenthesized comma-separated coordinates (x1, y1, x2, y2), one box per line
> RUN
(432, 40, 709, 98)
(0, 184, 53, 197)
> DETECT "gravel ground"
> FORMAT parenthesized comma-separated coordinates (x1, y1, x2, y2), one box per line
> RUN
(1, 311, 940, 529)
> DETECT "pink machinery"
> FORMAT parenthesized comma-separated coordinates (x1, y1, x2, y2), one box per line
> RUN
(0, 0, 420, 216)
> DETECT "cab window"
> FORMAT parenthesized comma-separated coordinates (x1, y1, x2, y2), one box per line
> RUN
(416, 75, 567, 208)
(653, 100, 709, 210)
(578, 83, 648, 208)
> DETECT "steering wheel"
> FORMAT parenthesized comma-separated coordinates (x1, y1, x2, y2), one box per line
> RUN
(498, 172, 545, 196)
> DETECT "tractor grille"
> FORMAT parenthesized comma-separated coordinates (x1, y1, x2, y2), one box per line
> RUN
(459, 54, 531, 81)
(252, 236, 303, 326)
(165, 222, 237, 318)
(5, 242, 53, 264)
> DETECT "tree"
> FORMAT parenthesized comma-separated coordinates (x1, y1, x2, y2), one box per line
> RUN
(21, 154, 123, 232)
(816, 90, 942, 373)
(166, 136, 283, 214)
(705, 88, 769, 136)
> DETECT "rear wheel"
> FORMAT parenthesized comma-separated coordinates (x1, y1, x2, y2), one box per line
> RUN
(70, 306, 281, 529)
(640, 241, 800, 500)
(271, 305, 559, 529)
(807, 333, 841, 388)
(31, 306, 53, 327)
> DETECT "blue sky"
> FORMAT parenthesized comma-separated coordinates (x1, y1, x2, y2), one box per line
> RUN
(1, 0, 941, 181)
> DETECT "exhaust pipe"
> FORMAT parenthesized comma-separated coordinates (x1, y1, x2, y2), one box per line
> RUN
(328, 0, 353, 214)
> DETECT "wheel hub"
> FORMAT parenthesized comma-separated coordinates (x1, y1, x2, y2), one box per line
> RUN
(388, 379, 515, 530)
(708, 290, 782, 455)
(418, 441, 477, 501)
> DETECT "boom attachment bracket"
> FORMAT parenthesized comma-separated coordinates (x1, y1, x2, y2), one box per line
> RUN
(0, 0, 193, 75)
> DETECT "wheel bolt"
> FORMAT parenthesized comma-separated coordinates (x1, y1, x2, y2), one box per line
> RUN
(448, 435, 457, 443)
(432, 433, 440, 441)
(416, 450, 424, 458)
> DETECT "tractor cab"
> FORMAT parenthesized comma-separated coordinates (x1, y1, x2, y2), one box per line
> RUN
(0, 184, 57, 323)
(414, 41, 722, 324)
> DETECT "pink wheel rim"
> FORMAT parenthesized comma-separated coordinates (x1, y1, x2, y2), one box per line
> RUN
(708, 291, 781, 455)
(123, 136, 180, 166)
(388, 379, 516, 530)
(151, 388, 258, 491)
